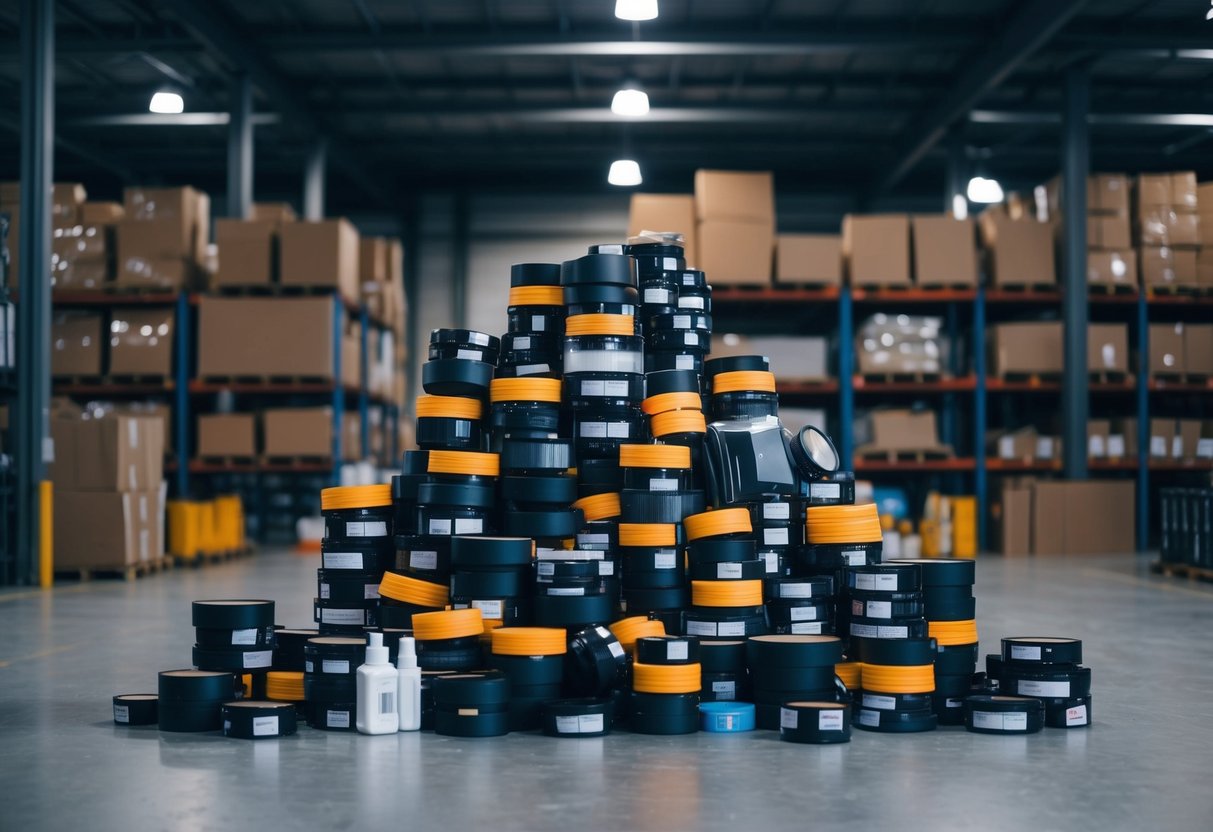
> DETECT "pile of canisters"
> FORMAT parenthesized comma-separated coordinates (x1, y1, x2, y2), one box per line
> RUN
(981, 637, 1092, 731)
(500, 264, 564, 379)
(317, 485, 392, 632)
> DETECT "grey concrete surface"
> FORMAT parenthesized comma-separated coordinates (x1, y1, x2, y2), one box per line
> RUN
(1, 549, 1210, 832)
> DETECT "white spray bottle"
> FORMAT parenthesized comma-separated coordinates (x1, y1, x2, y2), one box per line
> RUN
(397, 636, 421, 731)
(356, 632, 398, 735)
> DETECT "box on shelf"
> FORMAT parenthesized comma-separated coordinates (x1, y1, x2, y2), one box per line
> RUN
(196, 296, 335, 380)
(197, 413, 256, 458)
(1087, 419, 1110, 459)
(80, 201, 125, 225)
(342, 412, 361, 462)
(1088, 323, 1129, 375)
(711, 333, 828, 380)
(52, 224, 111, 291)
(1140, 246, 1199, 290)
(279, 219, 360, 301)
(213, 219, 277, 288)
(1198, 248, 1213, 288)
(696, 218, 774, 286)
(359, 237, 388, 284)
(1148, 323, 1184, 375)
(978, 211, 1056, 287)
(856, 314, 944, 376)
(994, 426, 1038, 460)
(342, 322, 361, 389)
(120, 185, 210, 263)
(51, 311, 103, 376)
(842, 214, 910, 287)
(1150, 418, 1176, 458)
(1184, 324, 1213, 376)
(629, 194, 698, 265)
(910, 215, 976, 286)
(1089, 214, 1132, 250)
(693, 170, 774, 223)
(988, 322, 1062, 377)
(262, 407, 332, 458)
(1040, 173, 1130, 220)
(251, 202, 297, 222)
(108, 308, 174, 377)
(1028, 480, 1135, 555)
(1177, 419, 1204, 461)
(1087, 249, 1137, 289)
(1136, 172, 1198, 211)
(774, 234, 840, 286)
(1137, 208, 1201, 247)
(48, 413, 163, 492)
(857, 409, 951, 455)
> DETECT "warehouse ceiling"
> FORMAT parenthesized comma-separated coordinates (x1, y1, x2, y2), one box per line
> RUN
(1, 0, 1212, 212)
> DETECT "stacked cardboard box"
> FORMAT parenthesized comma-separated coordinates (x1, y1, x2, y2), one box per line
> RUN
(910, 215, 977, 287)
(710, 333, 829, 380)
(987, 322, 1129, 379)
(1148, 323, 1213, 379)
(628, 194, 698, 265)
(1039, 174, 1136, 290)
(51, 311, 104, 376)
(49, 412, 165, 568)
(0, 181, 92, 289)
(51, 307, 175, 378)
(694, 170, 775, 286)
(358, 235, 407, 338)
(1199, 182, 1213, 289)
(280, 218, 360, 303)
(842, 214, 910, 287)
(114, 186, 210, 290)
(197, 408, 362, 461)
(854, 409, 952, 457)
(774, 234, 841, 286)
(197, 296, 346, 381)
(1135, 172, 1200, 291)
(997, 479, 1135, 556)
(977, 208, 1056, 288)
(52, 201, 123, 291)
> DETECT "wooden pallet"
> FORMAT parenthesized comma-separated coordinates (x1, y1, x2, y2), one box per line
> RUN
(1146, 284, 1202, 296)
(857, 448, 954, 462)
(107, 374, 173, 385)
(1150, 560, 1213, 584)
(998, 372, 1064, 385)
(54, 556, 171, 583)
(858, 372, 946, 384)
(101, 287, 182, 296)
(914, 282, 975, 291)
(214, 285, 349, 299)
(991, 283, 1058, 293)
(1089, 370, 1132, 384)
(261, 456, 333, 467)
(195, 456, 259, 468)
(52, 374, 106, 385)
(1151, 372, 1212, 385)
(196, 375, 332, 385)
(1089, 282, 1137, 296)
(852, 282, 916, 292)
(766, 282, 838, 291)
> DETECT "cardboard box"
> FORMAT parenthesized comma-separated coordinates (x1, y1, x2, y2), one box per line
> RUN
(1089, 214, 1132, 250)
(1031, 481, 1067, 555)
(910, 215, 976, 286)
(988, 322, 1063, 376)
(1137, 174, 1172, 208)
(343, 411, 361, 462)
(251, 202, 297, 223)
(629, 194, 698, 264)
(1138, 208, 1200, 247)
(108, 308, 174, 377)
(80, 201, 125, 224)
(214, 219, 276, 288)
(53, 414, 161, 492)
(978, 212, 1056, 286)
(359, 237, 388, 284)
(860, 409, 949, 454)
(1088, 323, 1129, 374)
(1061, 481, 1135, 554)
(693, 170, 774, 223)
(1172, 172, 1198, 212)
(1184, 324, 1213, 376)
(51, 312, 103, 376)
(1150, 418, 1175, 459)
(1177, 419, 1204, 460)
(1087, 250, 1137, 288)
(121, 186, 209, 264)
(53, 490, 137, 567)
(774, 234, 840, 286)
(1140, 247, 1198, 290)
(279, 219, 360, 301)
(995, 426, 1038, 461)
(1087, 419, 1110, 459)
(696, 218, 775, 286)
(1149, 323, 1184, 375)
(711, 334, 828, 380)
(1198, 248, 1213, 287)
(197, 413, 256, 458)
(1115, 417, 1137, 458)
(197, 296, 335, 379)
(1093, 174, 1130, 214)
(263, 407, 332, 458)
(842, 214, 910, 287)
(998, 485, 1033, 556)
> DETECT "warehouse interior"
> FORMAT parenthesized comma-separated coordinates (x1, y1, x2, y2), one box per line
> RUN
(2, 1, 1212, 828)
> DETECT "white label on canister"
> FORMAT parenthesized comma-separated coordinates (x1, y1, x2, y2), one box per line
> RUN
(114, 704, 130, 723)
(231, 628, 258, 645)
(604, 380, 631, 397)
(319, 583, 332, 600)
(581, 380, 606, 397)
(454, 518, 483, 535)
(763, 502, 791, 520)
(410, 550, 438, 570)
(649, 478, 678, 492)
(717, 562, 743, 579)
(849, 623, 878, 638)
(780, 707, 799, 729)
(789, 606, 820, 621)
(680, 273, 695, 286)
(537, 562, 556, 576)
(853, 573, 898, 592)
(818, 710, 844, 731)
(531, 315, 547, 332)
(560, 713, 605, 734)
(679, 296, 705, 310)
(972, 711, 1027, 731)
(472, 599, 503, 619)
(790, 622, 825, 634)
(865, 600, 893, 619)
(711, 681, 736, 699)
(305, 660, 314, 673)
(579, 533, 610, 546)
(1010, 644, 1041, 662)
(513, 336, 532, 351)
(780, 582, 817, 599)
(242, 650, 273, 669)
(346, 521, 388, 538)
(654, 551, 677, 569)
(945, 698, 965, 709)
(428, 519, 453, 535)
(515, 363, 550, 375)
(764, 527, 789, 546)
(598, 561, 615, 576)
(680, 332, 697, 347)
(843, 550, 867, 566)
(547, 587, 586, 596)
(580, 422, 607, 438)
(675, 354, 695, 369)
(666, 641, 689, 661)
(673, 315, 691, 329)
(607, 422, 631, 438)
(644, 288, 671, 305)
(878, 625, 909, 639)
(364, 584, 379, 600)
(857, 709, 881, 727)
(326, 710, 350, 728)
(323, 551, 364, 569)
(862, 694, 896, 711)
(252, 716, 280, 737)
(321, 608, 365, 625)
(717, 621, 747, 637)
(1066, 705, 1089, 726)
(810, 482, 841, 500)
(606, 640, 626, 659)
(1018, 679, 1070, 698)
(686, 620, 717, 637)
(762, 551, 779, 573)
(322, 658, 350, 675)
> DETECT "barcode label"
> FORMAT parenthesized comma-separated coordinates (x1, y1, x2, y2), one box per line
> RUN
(346, 521, 388, 538)
(513, 336, 532, 351)
(675, 354, 694, 369)
(253, 716, 279, 737)
(380, 691, 396, 715)
(763, 502, 791, 520)
(410, 550, 438, 570)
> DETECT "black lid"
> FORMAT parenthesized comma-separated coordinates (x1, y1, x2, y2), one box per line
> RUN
(563, 283, 640, 306)
(429, 328, 501, 352)
(561, 253, 638, 288)
(704, 354, 770, 377)
(645, 369, 701, 397)
(510, 263, 562, 287)
(625, 243, 685, 258)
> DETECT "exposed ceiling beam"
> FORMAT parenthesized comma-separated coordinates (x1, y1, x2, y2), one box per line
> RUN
(971, 110, 1213, 128)
(870, 0, 1088, 197)
(0, 110, 137, 180)
(66, 112, 281, 127)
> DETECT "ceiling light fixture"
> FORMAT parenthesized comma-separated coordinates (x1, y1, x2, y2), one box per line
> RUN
(615, 0, 658, 22)
(149, 90, 184, 114)
(966, 175, 1004, 204)
(608, 159, 643, 187)
(611, 84, 650, 117)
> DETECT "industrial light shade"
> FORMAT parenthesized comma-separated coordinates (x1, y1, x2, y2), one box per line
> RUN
(611, 87, 650, 117)
(615, 0, 658, 21)
(608, 159, 643, 187)
(966, 176, 1004, 204)
(149, 91, 184, 114)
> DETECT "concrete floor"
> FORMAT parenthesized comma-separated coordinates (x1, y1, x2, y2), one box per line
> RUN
(2, 549, 1211, 831)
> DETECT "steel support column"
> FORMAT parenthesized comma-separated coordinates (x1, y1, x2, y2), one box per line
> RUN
(227, 75, 253, 218)
(451, 193, 469, 330)
(403, 202, 421, 418)
(303, 138, 328, 221)
(1062, 65, 1090, 479)
(15, 0, 53, 586)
